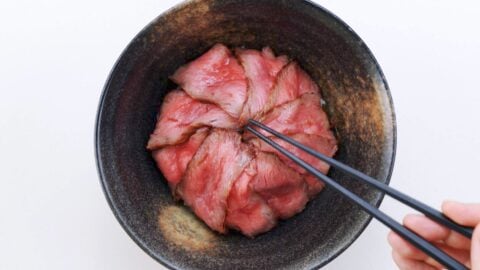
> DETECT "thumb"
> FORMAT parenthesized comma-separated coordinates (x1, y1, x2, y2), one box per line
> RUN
(472, 224, 480, 270)
(442, 201, 480, 226)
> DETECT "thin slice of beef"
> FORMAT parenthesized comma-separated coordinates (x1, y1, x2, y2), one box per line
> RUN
(250, 133, 337, 198)
(170, 44, 248, 118)
(147, 90, 238, 149)
(225, 161, 277, 237)
(266, 62, 319, 111)
(152, 127, 210, 194)
(304, 175, 326, 199)
(245, 92, 331, 140)
(250, 152, 309, 219)
(178, 130, 254, 233)
(250, 133, 337, 175)
(237, 47, 288, 121)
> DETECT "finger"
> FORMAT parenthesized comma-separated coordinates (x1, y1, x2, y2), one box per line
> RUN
(472, 224, 480, 270)
(403, 214, 449, 240)
(388, 231, 443, 268)
(392, 250, 440, 270)
(388, 231, 471, 268)
(403, 214, 471, 250)
(442, 201, 480, 226)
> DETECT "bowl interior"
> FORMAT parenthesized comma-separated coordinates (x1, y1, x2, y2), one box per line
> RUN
(96, 0, 396, 269)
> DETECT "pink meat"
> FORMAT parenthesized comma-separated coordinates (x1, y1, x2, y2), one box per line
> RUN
(237, 47, 288, 121)
(304, 175, 326, 199)
(147, 90, 238, 149)
(250, 152, 309, 219)
(151, 127, 209, 193)
(148, 45, 339, 237)
(250, 133, 337, 175)
(267, 62, 319, 111)
(225, 161, 277, 237)
(170, 44, 248, 118)
(245, 92, 331, 139)
(250, 133, 337, 198)
(178, 130, 254, 233)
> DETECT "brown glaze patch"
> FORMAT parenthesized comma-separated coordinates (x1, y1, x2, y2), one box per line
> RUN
(158, 205, 217, 251)
(169, 1, 211, 33)
(330, 86, 384, 144)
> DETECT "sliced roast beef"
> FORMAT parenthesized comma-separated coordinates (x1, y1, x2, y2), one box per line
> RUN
(151, 127, 209, 193)
(250, 133, 337, 175)
(237, 47, 288, 121)
(225, 161, 277, 237)
(247, 92, 331, 139)
(148, 44, 338, 237)
(267, 62, 319, 111)
(147, 90, 238, 149)
(170, 44, 248, 118)
(304, 175, 326, 199)
(250, 133, 337, 198)
(250, 152, 309, 219)
(178, 130, 254, 233)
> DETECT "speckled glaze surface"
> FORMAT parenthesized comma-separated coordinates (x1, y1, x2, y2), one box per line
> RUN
(95, 0, 396, 269)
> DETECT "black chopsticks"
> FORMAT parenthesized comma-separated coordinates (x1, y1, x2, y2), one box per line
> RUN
(249, 120, 473, 239)
(247, 119, 472, 270)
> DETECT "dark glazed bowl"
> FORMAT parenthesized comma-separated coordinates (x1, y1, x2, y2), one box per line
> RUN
(95, 0, 396, 269)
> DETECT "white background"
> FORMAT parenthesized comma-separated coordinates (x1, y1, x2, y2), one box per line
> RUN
(1, 0, 479, 269)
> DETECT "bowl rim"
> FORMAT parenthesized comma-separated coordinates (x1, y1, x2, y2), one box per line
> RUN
(95, 0, 397, 269)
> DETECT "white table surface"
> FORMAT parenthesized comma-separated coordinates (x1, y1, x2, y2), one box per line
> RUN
(1, 0, 479, 269)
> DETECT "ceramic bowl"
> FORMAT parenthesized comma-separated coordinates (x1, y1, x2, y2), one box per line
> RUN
(95, 0, 396, 269)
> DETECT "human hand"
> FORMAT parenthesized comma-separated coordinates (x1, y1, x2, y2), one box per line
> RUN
(388, 201, 480, 269)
